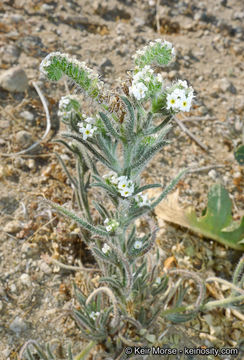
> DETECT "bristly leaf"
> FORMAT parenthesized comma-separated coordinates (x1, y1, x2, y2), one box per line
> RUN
(99, 112, 121, 140)
(120, 96, 135, 141)
(150, 168, 188, 209)
(43, 199, 107, 237)
(61, 132, 113, 170)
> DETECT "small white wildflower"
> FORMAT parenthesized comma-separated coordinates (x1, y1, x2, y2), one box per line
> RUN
(134, 240, 143, 249)
(85, 117, 96, 125)
(106, 225, 113, 232)
(166, 92, 180, 111)
(119, 187, 134, 197)
(104, 218, 109, 224)
(177, 80, 188, 88)
(79, 123, 97, 140)
(129, 81, 148, 101)
(135, 193, 150, 207)
(90, 311, 100, 320)
(102, 243, 110, 254)
(178, 95, 192, 112)
(155, 277, 161, 284)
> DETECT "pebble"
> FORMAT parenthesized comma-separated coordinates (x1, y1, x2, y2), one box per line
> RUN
(213, 78, 237, 94)
(0, 300, 3, 311)
(40, 261, 52, 274)
(9, 316, 28, 334)
(21, 242, 38, 256)
(208, 169, 217, 180)
(20, 273, 31, 287)
(0, 66, 28, 92)
(19, 111, 34, 122)
(99, 58, 113, 74)
(0, 44, 20, 64)
(3, 220, 22, 234)
(15, 130, 33, 149)
(10, 283, 17, 293)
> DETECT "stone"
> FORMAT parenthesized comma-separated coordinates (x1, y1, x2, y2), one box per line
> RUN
(3, 220, 22, 234)
(20, 273, 31, 287)
(0, 66, 28, 92)
(0, 44, 20, 64)
(19, 111, 34, 122)
(40, 261, 52, 274)
(9, 316, 28, 335)
(15, 130, 33, 148)
(213, 78, 237, 94)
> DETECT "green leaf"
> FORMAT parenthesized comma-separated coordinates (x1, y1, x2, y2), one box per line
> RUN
(152, 184, 244, 251)
(186, 184, 244, 250)
(43, 199, 107, 237)
(99, 112, 121, 140)
(234, 145, 244, 165)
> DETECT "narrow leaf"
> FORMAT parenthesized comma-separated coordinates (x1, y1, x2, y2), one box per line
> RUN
(43, 199, 107, 237)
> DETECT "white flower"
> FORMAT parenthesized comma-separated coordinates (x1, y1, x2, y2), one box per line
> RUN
(177, 80, 188, 88)
(155, 277, 161, 284)
(178, 95, 192, 112)
(85, 117, 96, 125)
(173, 88, 185, 99)
(90, 311, 100, 320)
(129, 81, 148, 101)
(134, 240, 143, 249)
(166, 92, 180, 110)
(102, 243, 110, 254)
(79, 123, 97, 140)
(106, 225, 113, 232)
(135, 193, 150, 207)
(104, 218, 109, 224)
(119, 187, 134, 197)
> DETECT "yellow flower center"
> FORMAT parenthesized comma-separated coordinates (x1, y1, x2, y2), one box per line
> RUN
(170, 99, 175, 104)
(85, 130, 90, 134)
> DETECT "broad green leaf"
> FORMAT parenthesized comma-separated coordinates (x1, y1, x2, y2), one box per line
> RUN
(149, 184, 244, 251)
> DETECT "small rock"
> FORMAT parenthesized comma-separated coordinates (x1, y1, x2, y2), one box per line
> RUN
(19, 111, 34, 122)
(21, 242, 38, 256)
(208, 169, 217, 180)
(3, 220, 22, 234)
(0, 66, 28, 92)
(213, 78, 237, 94)
(10, 283, 17, 293)
(0, 300, 3, 311)
(40, 261, 52, 274)
(99, 58, 113, 74)
(232, 11, 244, 21)
(10, 14, 24, 23)
(15, 130, 33, 149)
(168, 70, 177, 80)
(9, 316, 28, 334)
(20, 273, 31, 287)
(0, 44, 20, 64)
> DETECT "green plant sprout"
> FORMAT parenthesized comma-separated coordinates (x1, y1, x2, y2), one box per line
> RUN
(20, 40, 244, 360)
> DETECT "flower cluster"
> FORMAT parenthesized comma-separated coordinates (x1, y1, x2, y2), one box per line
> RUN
(40, 52, 104, 101)
(77, 117, 97, 140)
(166, 80, 194, 113)
(58, 95, 81, 121)
(101, 243, 111, 254)
(134, 193, 150, 207)
(129, 65, 163, 101)
(89, 311, 100, 321)
(104, 218, 119, 232)
(103, 172, 135, 198)
(132, 39, 175, 69)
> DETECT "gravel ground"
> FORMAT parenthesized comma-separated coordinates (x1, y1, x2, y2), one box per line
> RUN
(0, 0, 243, 359)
